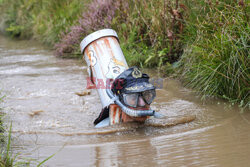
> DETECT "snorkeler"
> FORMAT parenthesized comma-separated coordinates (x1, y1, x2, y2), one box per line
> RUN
(94, 67, 158, 127)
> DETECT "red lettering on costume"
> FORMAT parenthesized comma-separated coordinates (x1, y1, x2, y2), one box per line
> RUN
(115, 79, 124, 90)
(96, 79, 106, 89)
(106, 79, 114, 89)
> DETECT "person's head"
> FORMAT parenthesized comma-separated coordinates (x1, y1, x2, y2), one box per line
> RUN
(112, 67, 156, 110)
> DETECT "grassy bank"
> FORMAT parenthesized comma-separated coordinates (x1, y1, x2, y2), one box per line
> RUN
(178, 1, 249, 108)
(55, 0, 188, 64)
(0, 0, 88, 45)
(0, 0, 249, 108)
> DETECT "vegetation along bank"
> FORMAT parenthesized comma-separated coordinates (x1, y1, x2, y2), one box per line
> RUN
(0, 0, 249, 108)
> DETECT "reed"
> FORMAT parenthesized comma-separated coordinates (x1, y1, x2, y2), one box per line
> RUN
(0, 124, 15, 167)
(0, 94, 19, 166)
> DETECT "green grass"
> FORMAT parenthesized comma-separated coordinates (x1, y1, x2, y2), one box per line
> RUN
(0, 0, 88, 44)
(0, 93, 22, 166)
(113, 0, 186, 68)
(0, 123, 15, 167)
(178, 1, 249, 108)
(0, 123, 33, 166)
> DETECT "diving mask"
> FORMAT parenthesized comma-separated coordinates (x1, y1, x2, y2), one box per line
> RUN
(120, 89, 156, 108)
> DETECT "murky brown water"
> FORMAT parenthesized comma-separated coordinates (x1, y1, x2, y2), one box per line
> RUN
(0, 35, 250, 167)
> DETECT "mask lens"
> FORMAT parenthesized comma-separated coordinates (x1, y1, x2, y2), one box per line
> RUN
(142, 89, 156, 104)
(123, 93, 138, 108)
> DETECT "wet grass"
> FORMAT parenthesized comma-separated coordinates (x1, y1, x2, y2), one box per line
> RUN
(0, 124, 16, 167)
(0, 93, 20, 166)
(0, 93, 16, 166)
(0, 123, 34, 166)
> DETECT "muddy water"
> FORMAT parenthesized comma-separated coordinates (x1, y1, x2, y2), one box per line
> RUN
(0, 35, 250, 167)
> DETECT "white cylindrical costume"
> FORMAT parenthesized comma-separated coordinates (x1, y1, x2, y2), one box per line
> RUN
(80, 29, 129, 108)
